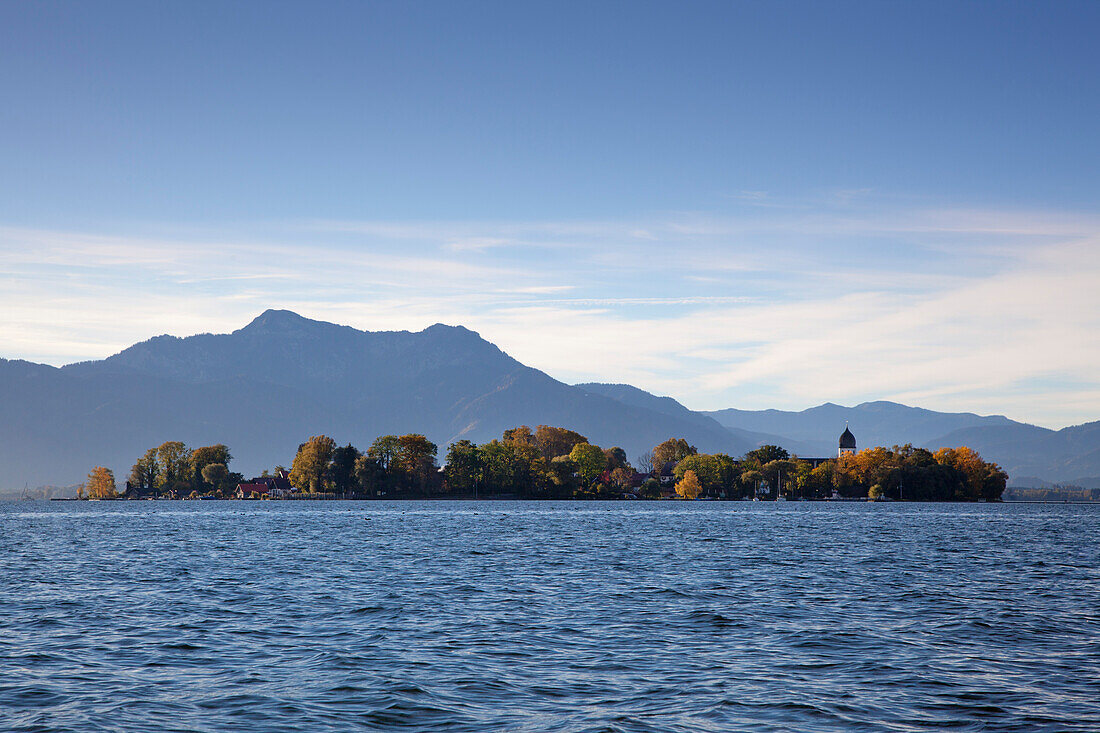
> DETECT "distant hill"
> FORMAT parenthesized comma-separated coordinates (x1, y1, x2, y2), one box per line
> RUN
(704, 401, 1100, 483)
(704, 401, 1020, 456)
(0, 310, 750, 488)
(2, 310, 1098, 488)
(925, 421, 1100, 483)
(576, 383, 820, 456)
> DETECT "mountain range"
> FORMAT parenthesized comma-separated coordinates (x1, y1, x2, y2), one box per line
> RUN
(1, 309, 1097, 491)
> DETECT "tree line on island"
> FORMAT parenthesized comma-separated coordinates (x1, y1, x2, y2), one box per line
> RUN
(80, 423, 1007, 501)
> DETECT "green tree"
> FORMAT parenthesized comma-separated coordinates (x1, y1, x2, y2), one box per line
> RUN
(367, 435, 401, 470)
(289, 435, 337, 493)
(806, 461, 836, 498)
(156, 441, 191, 491)
(739, 469, 763, 498)
(329, 443, 362, 494)
(128, 447, 159, 490)
(191, 444, 232, 488)
(674, 454, 721, 492)
(569, 443, 607, 486)
(548, 455, 580, 497)
(746, 445, 790, 465)
(444, 440, 482, 496)
(354, 455, 386, 497)
(761, 459, 799, 498)
(640, 477, 661, 499)
(201, 462, 229, 490)
(481, 439, 547, 496)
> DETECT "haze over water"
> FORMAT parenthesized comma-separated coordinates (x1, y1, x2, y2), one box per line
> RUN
(3, 501, 1098, 732)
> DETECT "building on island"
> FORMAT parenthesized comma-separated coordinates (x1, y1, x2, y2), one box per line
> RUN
(838, 425, 857, 457)
(235, 482, 271, 499)
(781, 426, 859, 470)
(236, 470, 296, 499)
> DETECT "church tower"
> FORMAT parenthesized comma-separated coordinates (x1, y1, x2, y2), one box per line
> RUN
(838, 425, 856, 457)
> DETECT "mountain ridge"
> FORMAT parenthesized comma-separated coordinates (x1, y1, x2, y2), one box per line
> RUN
(0, 311, 748, 487)
(2, 310, 1097, 488)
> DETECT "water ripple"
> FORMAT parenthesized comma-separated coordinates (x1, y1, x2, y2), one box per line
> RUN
(1, 500, 1098, 731)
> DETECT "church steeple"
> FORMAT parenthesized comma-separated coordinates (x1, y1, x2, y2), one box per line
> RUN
(838, 424, 856, 457)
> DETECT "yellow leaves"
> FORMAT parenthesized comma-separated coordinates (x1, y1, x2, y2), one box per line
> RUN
(86, 466, 116, 499)
(290, 435, 337, 492)
(675, 470, 702, 500)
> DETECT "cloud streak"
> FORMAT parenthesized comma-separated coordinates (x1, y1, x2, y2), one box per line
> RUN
(1, 198, 1097, 428)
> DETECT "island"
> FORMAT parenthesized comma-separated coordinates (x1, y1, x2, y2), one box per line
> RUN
(78, 425, 1006, 502)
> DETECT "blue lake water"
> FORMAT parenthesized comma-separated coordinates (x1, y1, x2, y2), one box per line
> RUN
(1, 500, 1098, 732)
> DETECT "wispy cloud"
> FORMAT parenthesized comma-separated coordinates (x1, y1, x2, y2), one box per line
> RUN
(1, 197, 1098, 428)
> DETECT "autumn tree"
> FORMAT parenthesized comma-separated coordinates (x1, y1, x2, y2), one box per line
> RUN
(86, 466, 117, 499)
(289, 435, 337, 493)
(674, 454, 719, 491)
(502, 426, 536, 446)
(603, 446, 630, 472)
(843, 446, 896, 488)
(652, 438, 696, 471)
(534, 425, 588, 461)
(609, 466, 635, 494)
(933, 446, 1007, 501)
(671, 453, 739, 497)
(833, 452, 864, 497)
(805, 461, 837, 498)
(675, 470, 702, 500)
(636, 450, 654, 474)
(395, 434, 439, 494)
(828, 445, 1004, 501)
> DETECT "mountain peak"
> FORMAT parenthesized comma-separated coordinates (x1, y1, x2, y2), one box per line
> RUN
(238, 309, 315, 334)
(424, 322, 467, 333)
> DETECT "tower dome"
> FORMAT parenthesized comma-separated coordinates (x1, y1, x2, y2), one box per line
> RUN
(838, 426, 856, 456)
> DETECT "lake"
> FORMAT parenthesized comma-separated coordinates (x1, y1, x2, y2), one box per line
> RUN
(1, 500, 1098, 731)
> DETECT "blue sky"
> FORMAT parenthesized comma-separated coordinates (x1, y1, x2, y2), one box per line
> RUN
(2, 1, 1099, 427)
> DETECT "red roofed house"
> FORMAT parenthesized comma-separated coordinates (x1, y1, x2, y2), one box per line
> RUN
(235, 482, 271, 499)
(237, 470, 296, 499)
